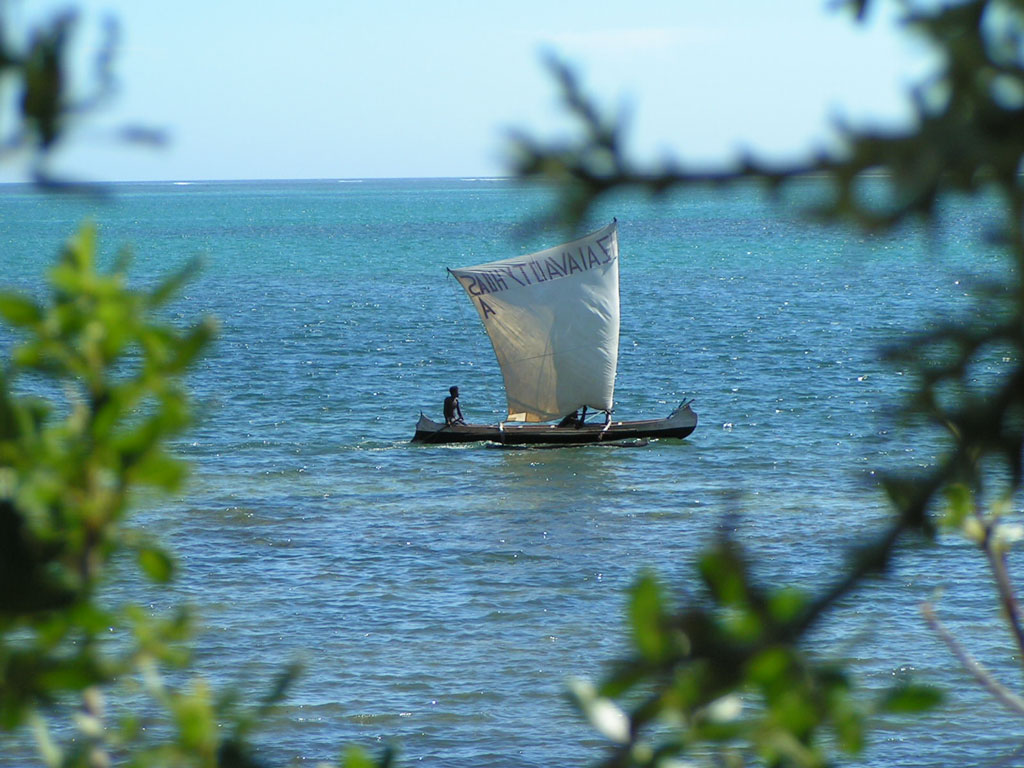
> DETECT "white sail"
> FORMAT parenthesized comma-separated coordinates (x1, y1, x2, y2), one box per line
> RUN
(449, 221, 620, 423)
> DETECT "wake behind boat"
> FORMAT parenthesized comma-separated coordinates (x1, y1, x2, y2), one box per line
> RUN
(411, 220, 697, 446)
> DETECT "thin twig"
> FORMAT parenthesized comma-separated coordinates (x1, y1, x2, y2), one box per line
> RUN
(921, 601, 1024, 718)
(982, 529, 1024, 664)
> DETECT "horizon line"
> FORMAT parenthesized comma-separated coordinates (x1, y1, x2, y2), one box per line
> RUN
(0, 175, 520, 187)
(0, 171, 856, 187)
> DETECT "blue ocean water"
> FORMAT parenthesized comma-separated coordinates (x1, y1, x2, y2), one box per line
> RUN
(0, 178, 1019, 766)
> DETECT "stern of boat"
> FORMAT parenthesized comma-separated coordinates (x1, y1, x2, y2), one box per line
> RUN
(415, 412, 438, 432)
(411, 412, 442, 442)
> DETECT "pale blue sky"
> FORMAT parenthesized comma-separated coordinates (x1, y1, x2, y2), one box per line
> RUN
(10, 1, 929, 182)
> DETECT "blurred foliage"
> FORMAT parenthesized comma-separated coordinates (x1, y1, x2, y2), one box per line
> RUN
(512, 0, 1024, 764)
(0, 221, 393, 768)
(0, 8, 394, 767)
(0, 5, 164, 187)
(0, 224, 210, 705)
(571, 545, 941, 768)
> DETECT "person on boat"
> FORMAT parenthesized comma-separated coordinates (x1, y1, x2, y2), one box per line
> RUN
(557, 406, 588, 428)
(443, 386, 464, 425)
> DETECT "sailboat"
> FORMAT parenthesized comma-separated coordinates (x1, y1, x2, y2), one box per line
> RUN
(411, 220, 697, 445)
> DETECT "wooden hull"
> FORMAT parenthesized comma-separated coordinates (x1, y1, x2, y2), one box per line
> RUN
(412, 402, 697, 446)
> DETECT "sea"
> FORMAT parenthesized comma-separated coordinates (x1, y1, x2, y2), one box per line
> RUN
(0, 177, 1020, 767)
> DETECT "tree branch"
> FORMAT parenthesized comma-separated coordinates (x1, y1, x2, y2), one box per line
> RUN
(921, 601, 1024, 718)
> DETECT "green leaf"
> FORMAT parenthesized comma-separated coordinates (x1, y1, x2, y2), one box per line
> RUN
(128, 446, 188, 491)
(138, 546, 174, 583)
(941, 483, 972, 530)
(768, 587, 806, 624)
(166, 317, 217, 374)
(747, 647, 792, 689)
(699, 544, 749, 607)
(567, 677, 630, 744)
(629, 572, 666, 661)
(258, 661, 303, 712)
(0, 293, 42, 326)
(148, 256, 201, 308)
(61, 221, 97, 273)
(880, 683, 943, 713)
(342, 745, 379, 768)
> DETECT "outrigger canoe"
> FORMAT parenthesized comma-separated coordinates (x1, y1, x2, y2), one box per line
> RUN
(412, 401, 697, 446)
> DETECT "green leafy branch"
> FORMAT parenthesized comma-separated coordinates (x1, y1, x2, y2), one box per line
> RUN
(0, 223, 214, 729)
(570, 531, 940, 768)
(0, 221, 394, 767)
(512, 0, 1024, 763)
(0, 6, 392, 764)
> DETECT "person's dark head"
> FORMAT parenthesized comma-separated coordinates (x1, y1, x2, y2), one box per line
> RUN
(449, 386, 459, 397)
